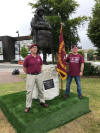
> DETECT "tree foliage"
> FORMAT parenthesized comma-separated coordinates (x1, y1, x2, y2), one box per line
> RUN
(87, 49, 95, 61)
(20, 46, 28, 58)
(88, 0, 100, 53)
(29, 0, 87, 53)
(78, 49, 85, 57)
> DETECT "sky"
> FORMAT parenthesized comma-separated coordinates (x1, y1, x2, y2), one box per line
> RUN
(0, 0, 95, 49)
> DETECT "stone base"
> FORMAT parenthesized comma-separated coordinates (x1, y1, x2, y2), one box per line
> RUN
(32, 65, 59, 100)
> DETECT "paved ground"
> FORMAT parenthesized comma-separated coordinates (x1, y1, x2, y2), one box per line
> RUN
(0, 63, 23, 72)
(0, 63, 24, 83)
(0, 72, 24, 84)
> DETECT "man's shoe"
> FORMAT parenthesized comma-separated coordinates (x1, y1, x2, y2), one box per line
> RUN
(64, 94, 69, 99)
(40, 103, 48, 108)
(25, 107, 30, 113)
(78, 95, 82, 99)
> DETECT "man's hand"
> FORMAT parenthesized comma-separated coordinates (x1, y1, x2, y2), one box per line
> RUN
(80, 72, 83, 76)
(23, 67, 27, 74)
(80, 63, 84, 76)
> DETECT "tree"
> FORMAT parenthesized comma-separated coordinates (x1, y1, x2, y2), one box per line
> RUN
(88, 0, 100, 56)
(29, 0, 87, 55)
(20, 45, 28, 58)
(78, 50, 85, 57)
(87, 49, 95, 61)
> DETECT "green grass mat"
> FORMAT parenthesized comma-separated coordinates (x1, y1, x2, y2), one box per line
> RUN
(0, 91, 90, 133)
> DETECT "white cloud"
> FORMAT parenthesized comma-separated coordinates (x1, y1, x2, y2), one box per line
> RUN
(75, 0, 95, 17)
(74, 0, 95, 49)
(0, 0, 33, 37)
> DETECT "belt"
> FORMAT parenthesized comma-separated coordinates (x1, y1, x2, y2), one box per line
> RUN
(27, 72, 41, 75)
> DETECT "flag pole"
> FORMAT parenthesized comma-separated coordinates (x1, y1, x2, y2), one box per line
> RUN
(61, 78, 63, 97)
(60, 22, 63, 97)
(61, 23, 63, 97)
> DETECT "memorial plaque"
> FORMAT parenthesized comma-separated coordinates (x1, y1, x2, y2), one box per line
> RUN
(43, 79, 54, 90)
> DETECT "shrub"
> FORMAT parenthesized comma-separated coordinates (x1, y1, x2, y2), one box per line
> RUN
(20, 46, 28, 58)
(78, 50, 85, 57)
(87, 49, 95, 61)
(84, 62, 100, 76)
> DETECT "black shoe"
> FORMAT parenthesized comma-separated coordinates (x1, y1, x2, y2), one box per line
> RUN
(25, 107, 30, 113)
(40, 103, 48, 108)
(64, 94, 69, 99)
(78, 95, 82, 99)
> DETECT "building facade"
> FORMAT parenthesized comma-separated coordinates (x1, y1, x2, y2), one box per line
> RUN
(0, 36, 31, 62)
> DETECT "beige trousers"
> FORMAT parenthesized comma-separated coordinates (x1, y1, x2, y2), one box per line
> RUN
(26, 73, 45, 108)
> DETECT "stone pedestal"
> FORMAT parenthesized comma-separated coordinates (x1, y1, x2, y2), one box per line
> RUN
(32, 65, 59, 100)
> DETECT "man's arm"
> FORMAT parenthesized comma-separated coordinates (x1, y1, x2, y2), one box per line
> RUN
(80, 63, 84, 76)
(23, 67, 27, 74)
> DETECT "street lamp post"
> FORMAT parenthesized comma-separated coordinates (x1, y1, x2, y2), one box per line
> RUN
(16, 30, 20, 60)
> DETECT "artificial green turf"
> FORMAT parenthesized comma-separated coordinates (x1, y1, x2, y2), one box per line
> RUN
(0, 91, 90, 133)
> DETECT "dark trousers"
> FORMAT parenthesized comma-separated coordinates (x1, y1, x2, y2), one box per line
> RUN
(66, 75, 82, 96)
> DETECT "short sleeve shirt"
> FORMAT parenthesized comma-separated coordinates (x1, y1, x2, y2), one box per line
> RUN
(23, 54, 43, 74)
(66, 53, 84, 76)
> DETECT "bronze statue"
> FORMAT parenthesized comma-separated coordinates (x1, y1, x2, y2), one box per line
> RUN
(31, 6, 52, 63)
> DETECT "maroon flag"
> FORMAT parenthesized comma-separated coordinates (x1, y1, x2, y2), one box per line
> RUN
(56, 24, 67, 80)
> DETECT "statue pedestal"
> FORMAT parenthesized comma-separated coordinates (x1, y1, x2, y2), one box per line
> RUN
(32, 65, 59, 100)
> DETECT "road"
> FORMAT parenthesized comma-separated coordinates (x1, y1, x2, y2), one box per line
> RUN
(0, 63, 23, 72)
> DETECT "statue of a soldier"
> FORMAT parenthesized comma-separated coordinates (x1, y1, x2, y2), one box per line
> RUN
(30, 5, 52, 63)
